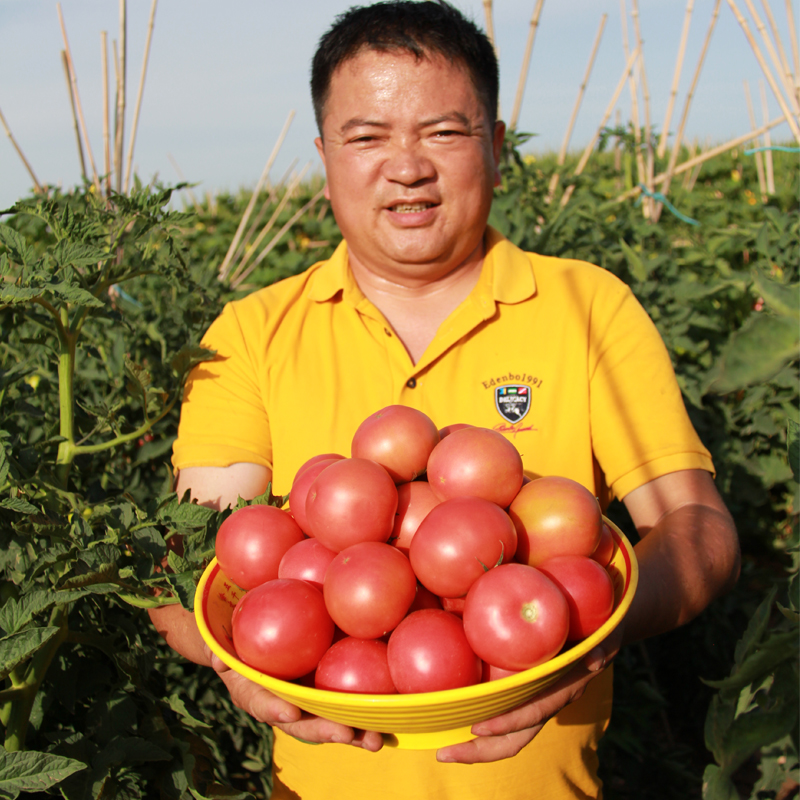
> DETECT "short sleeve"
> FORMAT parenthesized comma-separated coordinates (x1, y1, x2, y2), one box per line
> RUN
(589, 284, 714, 500)
(172, 300, 272, 471)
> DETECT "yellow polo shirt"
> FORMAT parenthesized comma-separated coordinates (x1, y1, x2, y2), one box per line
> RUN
(173, 227, 712, 799)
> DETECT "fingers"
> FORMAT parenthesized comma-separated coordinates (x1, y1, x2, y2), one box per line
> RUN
(438, 728, 540, 764)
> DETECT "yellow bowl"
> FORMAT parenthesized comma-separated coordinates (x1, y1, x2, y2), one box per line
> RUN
(195, 520, 638, 750)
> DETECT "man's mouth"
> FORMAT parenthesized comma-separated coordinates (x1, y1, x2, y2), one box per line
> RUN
(390, 202, 436, 213)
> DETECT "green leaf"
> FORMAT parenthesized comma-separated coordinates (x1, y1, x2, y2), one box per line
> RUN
(167, 694, 212, 730)
(705, 314, 800, 394)
(170, 345, 216, 377)
(788, 419, 799, 483)
(166, 571, 197, 611)
(0, 497, 38, 514)
(0, 225, 34, 267)
(0, 751, 86, 799)
(51, 240, 108, 270)
(0, 627, 60, 675)
(701, 764, 740, 800)
(733, 587, 776, 665)
(753, 272, 800, 320)
(704, 630, 799, 691)
(167, 550, 192, 575)
(48, 280, 105, 309)
(0, 285, 44, 305)
(619, 239, 648, 282)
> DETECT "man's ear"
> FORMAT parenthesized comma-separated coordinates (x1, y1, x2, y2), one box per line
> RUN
(315, 137, 331, 200)
(492, 121, 506, 188)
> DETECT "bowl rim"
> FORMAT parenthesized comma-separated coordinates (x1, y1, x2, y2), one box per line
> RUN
(194, 519, 638, 709)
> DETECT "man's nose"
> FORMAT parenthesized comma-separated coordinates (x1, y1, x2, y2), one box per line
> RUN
(382, 141, 436, 185)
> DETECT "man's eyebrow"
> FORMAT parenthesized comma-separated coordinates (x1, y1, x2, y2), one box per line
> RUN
(420, 112, 473, 129)
(339, 118, 390, 135)
(338, 112, 477, 136)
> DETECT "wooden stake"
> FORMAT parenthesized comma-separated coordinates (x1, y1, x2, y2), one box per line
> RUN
(742, 0, 800, 116)
(760, 0, 794, 93)
(101, 32, 111, 196)
(744, 81, 768, 199)
(681, 138, 699, 188)
(510, 0, 546, 130)
(561, 46, 640, 208)
(115, 0, 127, 193)
(726, 0, 800, 141)
(658, 0, 694, 159)
(652, 0, 721, 223)
(787, 0, 800, 102)
(123, 0, 158, 193)
(620, 0, 646, 201)
(218, 109, 296, 281)
(760, 79, 776, 194)
(545, 13, 606, 203)
(60, 49, 86, 182)
(631, 0, 655, 218)
(0, 105, 43, 194)
(482, 0, 498, 54)
(57, 3, 101, 192)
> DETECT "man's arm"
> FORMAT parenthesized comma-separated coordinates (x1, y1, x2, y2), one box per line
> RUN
(437, 468, 740, 764)
(148, 463, 384, 751)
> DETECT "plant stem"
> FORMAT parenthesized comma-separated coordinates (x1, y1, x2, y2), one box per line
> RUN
(55, 307, 77, 490)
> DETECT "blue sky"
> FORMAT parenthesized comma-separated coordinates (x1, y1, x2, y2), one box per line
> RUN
(0, 0, 796, 208)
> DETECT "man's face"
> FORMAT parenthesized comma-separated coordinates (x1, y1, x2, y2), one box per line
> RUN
(315, 48, 505, 286)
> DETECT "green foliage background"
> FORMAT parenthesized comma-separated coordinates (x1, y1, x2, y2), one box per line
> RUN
(0, 136, 797, 799)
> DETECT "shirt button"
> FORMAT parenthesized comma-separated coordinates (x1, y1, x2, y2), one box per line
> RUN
(406, 378, 417, 389)
(384, 328, 392, 337)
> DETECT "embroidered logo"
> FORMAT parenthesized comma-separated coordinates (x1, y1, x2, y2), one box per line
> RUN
(495, 384, 531, 424)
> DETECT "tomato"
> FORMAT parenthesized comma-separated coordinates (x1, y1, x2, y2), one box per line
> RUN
(462, 563, 570, 671)
(314, 637, 397, 694)
(295, 452, 345, 479)
(481, 661, 521, 682)
(537, 555, 615, 641)
(391, 481, 441, 556)
(289, 457, 342, 535)
(278, 537, 338, 591)
(387, 609, 481, 693)
(407, 583, 443, 612)
(323, 542, 417, 639)
(426, 426, 523, 507)
(306, 458, 398, 552)
(441, 596, 466, 618)
(351, 405, 440, 483)
(215, 505, 306, 590)
(508, 476, 602, 567)
(231, 579, 334, 679)
(438, 423, 472, 438)
(409, 497, 517, 598)
(591, 521, 616, 567)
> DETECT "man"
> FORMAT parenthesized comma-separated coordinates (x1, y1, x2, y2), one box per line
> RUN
(150, 2, 740, 798)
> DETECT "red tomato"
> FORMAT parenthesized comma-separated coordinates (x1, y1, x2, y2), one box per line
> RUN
(441, 596, 466, 618)
(351, 405, 440, 483)
(426, 427, 523, 507)
(591, 522, 616, 567)
(438, 423, 472, 438)
(387, 609, 481, 693)
(306, 458, 398, 552)
(323, 542, 417, 639)
(409, 497, 517, 598)
(537, 555, 615, 641)
(215, 505, 305, 590)
(289, 457, 342, 535)
(407, 583, 443, 612)
(391, 481, 441, 556)
(231, 579, 334, 679)
(463, 563, 570, 671)
(481, 661, 521, 682)
(508, 476, 602, 567)
(295, 452, 345, 479)
(314, 638, 397, 694)
(278, 537, 338, 591)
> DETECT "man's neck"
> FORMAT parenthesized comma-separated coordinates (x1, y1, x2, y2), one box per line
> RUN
(348, 239, 486, 365)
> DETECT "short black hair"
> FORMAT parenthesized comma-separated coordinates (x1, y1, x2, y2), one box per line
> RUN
(311, 1, 499, 134)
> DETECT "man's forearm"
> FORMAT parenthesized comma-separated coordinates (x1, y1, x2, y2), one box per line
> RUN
(149, 604, 212, 666)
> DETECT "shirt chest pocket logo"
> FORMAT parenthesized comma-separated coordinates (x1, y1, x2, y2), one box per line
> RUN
(495, 385, 531, 423)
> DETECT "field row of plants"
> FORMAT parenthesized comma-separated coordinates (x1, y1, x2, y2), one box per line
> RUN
(0, 132, 797, 799)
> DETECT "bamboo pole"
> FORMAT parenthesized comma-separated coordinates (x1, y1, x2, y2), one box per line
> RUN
(787, 0, 800, 102)
(726, 0, 800, 141)
(509, 0, 546, 130)
(658, 0, 694, 159)
(482, 0, 498, 54)
(545, 13, 607, 203)
(560, 46, 640, 208)
(743, 81, 768, 199)
(681, 138, 699, 189)
(60, 49, 86, 182)
(228, 163, 311, 286)
(123, 0, 158, 193)
(619, 0, 645, 195)
(101, 32, 111, 196)
(0, 106, 42, 193)
(57, 3, 101, 192)
(760, 0, 794, 93)
(232, 186, 327, 290)
(218, 109, 296, 281)
(631, 0, 654, 218)
(612, 115, 786, 204)
(652, 0, 721, 223)
(115, 0, 127, 193)
(742, 0, 800, 116)
(760, 80, 776, 194)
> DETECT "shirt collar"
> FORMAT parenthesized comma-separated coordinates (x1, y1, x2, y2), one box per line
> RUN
(307, 225, 536, 305)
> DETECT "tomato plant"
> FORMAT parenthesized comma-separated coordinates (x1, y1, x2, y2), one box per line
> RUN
(463, 563, 570, 671)
(426, 426, 523, 507)
(314, 637, 397, 694)
(387, 609, 482, 693)
(231, 579, 334, 679)
(215, 505, 306, 590)
(323, 542, 417, 638)
(351, 405, 440, 483)
(508, 476, 602, 566)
